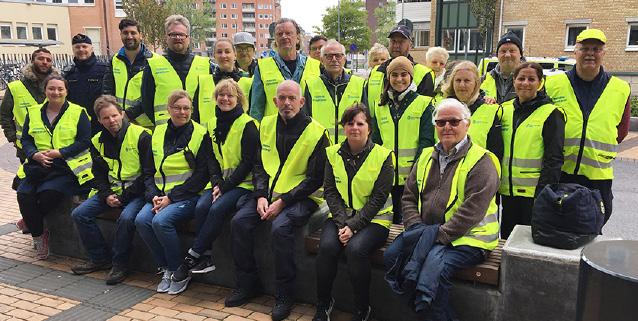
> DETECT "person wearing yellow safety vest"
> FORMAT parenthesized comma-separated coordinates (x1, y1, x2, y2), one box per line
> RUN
(102, 19, 156, 129)
(17, 76, 94, 260)
(426, 47, 450, 105)
(169, 79, 260, 295)
(545, 29, 632, 224)
(133, 90, 212, 294)
(367, 43, 389, 72)
(249, 18, 321, 121)
(314, 104, 394, 321)
(371, 56, 435, 224)
(500, 63, 565, 239)
(70, 95, 153, 285)
(227, 80, 330, 321)
(196, 39, 252, 124)
(302, 39, 367, 145)
(234, 32, 258, 77)
(126, 15, 213, 127)
(442, 61, 504, 160)
(480, 31, 523, 104)
(365, 23, 435, 113)
(396, 98, 500, 320)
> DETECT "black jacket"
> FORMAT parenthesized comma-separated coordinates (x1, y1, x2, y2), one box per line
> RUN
(252, 110, 330, 205)
(63, 53, 108, 134)
(303, 67, 368, 113)
(90, 120, 153, 204)
(510, 92, 565, 195)
(373, 54, 435, 97)
(102, 44, 154, 98)
(323, 139, 394, 232)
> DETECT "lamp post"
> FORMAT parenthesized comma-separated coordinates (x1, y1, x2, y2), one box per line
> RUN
(337, 0, 341, 42)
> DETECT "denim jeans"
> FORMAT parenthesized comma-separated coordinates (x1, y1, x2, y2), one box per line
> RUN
(71, 195, 145, 267)
(231, 197, 317, 297)
(417, 244, 485, 320)
(316, 219, 389, 310)
(134, 196, 198, 271)
(191, 187, 251, 255)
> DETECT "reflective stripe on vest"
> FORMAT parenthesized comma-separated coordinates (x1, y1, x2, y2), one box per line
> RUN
(375, 94, 433, 186)
(545, 73, 629, 180)
(151, 121, 207, 193)
(307, 75, 365, 145)
(366, 63, 433, 116)
(197, 75, 254, 127)
(8, 80, 38, 149)
(480, 73, 497, 101)
(208, 113, 257, 191)
(326, 143, 394, 228)
(499, 101, 558, 197)
(415, 144, 500, 251)
(148, 55, 210, 125)
(468, 103, 501, 151)
(91, 124, 149, 195)
(258, 56, 321, 117)
(260, 115, 327, 205)
(26, 102, 94, 185)
(112, 54, 158, 129)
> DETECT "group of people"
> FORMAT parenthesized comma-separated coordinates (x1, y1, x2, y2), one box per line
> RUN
(0, 10, 631, 321)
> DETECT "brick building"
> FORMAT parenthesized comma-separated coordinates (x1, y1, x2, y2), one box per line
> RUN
(213, 0, 281, 54)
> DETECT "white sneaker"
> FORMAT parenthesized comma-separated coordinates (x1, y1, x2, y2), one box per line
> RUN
(157, 270, 172, 293)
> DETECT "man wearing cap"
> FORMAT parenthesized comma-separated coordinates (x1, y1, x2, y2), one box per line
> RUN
(480, 31, 523, 104)
(545, 28, 631, 224)
(365, 23, 435, 111)
(234, 32, 258, 77)
(249, 18, 321, 121)
(102, 19, 157, 129)
(125, 15, 213, 127)
(64, 33, 109, 134)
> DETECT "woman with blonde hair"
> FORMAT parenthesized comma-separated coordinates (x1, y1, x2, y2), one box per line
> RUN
(367, 43, 390, 71)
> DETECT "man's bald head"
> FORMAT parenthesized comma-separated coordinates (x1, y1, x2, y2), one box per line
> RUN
(274, 80, 305, 120)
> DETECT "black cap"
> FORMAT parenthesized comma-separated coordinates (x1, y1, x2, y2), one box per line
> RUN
(72, 33, 92, 45)
(497, 31, 522, 55)
(388, 25, 412, 41)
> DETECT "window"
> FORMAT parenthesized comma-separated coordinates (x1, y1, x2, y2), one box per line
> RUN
(114, 0, 123, 9)
(231, 3, 236, 8)
(627, 23, 638, 50)
(441, 28, 484, 53)
(506, 26, 525, 47)
(221, 33, 228, 38)
(221, 13, 227, 19)
(413, 29, 429, 47)
(85, 0, 94, 3)
(242, 3, 254, 9)
(0, 24, 11, 39)
(85, 28, 101, 54)
(221, 23, 227, 28)
(231, 13, 237, 19)
(442, 29, 455, 51)
(32, 24, 43, 40)
(16, 24, 27, 40)
(231, 23, 237, 30)
(565, 24, 588, 50)
(258, 4, 263, 9)
(220, 3, 226, 8)
(46, 25, 58, 41)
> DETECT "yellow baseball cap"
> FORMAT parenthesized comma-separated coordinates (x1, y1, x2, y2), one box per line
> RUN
(576, 29, 607, 44)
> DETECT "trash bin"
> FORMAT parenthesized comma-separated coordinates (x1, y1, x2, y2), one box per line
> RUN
(576, 240, 638, 321)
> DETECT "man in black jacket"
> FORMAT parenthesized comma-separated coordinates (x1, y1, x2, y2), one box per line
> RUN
(64, 33, 108, 134)
(69, 95, 153, 285)
(226, 80, 330, 321)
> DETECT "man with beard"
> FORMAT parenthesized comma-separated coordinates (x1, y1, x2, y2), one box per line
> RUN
(64, 33, 108, 134)
(103, 19, 157, 129)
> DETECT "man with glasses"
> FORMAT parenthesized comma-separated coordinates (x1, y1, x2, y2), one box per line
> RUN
(126, 15, 212, 127)
(545, 29, 632, 224)
(480, 31, 523, 103)
(233, 32, 257, 77)
(303, 39, 366, 144)
(308, 35, 327, 61)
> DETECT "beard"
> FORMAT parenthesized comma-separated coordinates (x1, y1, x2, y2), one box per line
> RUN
(33, 65, 52, 77)
(124, 41, 140, 51)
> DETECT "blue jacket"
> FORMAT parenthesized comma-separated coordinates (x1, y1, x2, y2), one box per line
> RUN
(63, 53, 108, 134)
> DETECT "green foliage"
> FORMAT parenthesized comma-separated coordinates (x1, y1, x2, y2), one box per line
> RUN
(314, 0, 370, 53)
(373, 0, 396, 48)
(631, 96, 638, 117)
(468, 0, 496, 50)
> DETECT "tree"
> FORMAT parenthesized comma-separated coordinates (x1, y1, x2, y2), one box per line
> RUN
(468, 0, 497, 53)
(374, 0, 396, 48)
(314, 0, 370, 53)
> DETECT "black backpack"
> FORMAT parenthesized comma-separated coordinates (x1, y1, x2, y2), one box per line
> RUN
(531, 183, 605, 250)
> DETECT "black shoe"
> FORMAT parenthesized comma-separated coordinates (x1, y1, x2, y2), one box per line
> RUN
(312, 298, 335, 321)
(225, 288, 258, 307)
(272, 296, 294, 321)
(350, 306, 371, 321)
(190, 255, 216, 274)
(172, 254, 200, 282)
(71, 261, 112, 275)
(106, 266, 127, 285)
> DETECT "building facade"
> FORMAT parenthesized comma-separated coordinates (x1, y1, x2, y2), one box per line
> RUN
(213, 0, 281, 54)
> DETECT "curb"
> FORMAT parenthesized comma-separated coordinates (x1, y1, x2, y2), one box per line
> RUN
(631, 117, 638, 132)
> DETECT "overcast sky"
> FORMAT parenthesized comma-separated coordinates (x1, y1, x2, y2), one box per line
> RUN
(280, 0, 339, 35)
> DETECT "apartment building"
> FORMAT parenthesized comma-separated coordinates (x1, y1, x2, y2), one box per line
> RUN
(213, 0, 281, 53)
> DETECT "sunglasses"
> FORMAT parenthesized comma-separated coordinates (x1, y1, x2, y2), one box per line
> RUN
(434, 119, 464, 127)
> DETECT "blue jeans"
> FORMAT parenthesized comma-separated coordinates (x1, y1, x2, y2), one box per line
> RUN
(134, 196, 198, 271)
(418, 244, 485, 321)
(191, 187, 251, 255)
(71, 195, 145, 267)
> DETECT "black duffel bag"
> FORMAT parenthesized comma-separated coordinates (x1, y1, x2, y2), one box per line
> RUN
(531, 183, 605, 250)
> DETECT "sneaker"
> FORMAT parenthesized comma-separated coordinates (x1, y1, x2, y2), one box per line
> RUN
(106, 266, 128, 285)
(172, 254, 199, 282)
(16, 218, 29, 234)
(312, 298, 335, 321)
(224, 288, 258, 307)
(156, 270, 172, 293)
(168, 274, 192, 295)
(190, 255, 216, 274)
(34, 231, 49, 260)
(71, 261, 112, 275)
(350, 306, 371, 321)
(271, 296, 294, 321)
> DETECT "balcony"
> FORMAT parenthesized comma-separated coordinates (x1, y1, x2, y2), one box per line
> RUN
(242, 17, 255, 22)
(244, 27, 256, 32)
(242, 7, 255, 12)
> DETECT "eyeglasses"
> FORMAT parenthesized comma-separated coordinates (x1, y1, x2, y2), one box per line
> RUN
(235, 46, 253, 53)
(324, 53, 344, 61)
(434, 119, 464, 127)
(577, 46, 604, 53)
(168, 33, 189, 40)
(170, 106, 192, 112)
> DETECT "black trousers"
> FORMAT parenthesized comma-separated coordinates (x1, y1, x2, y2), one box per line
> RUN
(17, 190, 64, 237)
(391, 185, 404, 224)
(500, 195, 534, 239)
(561, 173, 613, 224)
(315, 219, 389, 311)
